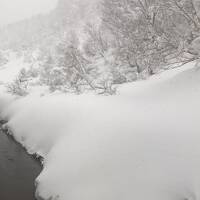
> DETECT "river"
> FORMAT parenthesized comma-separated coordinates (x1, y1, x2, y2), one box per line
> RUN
(0, 128, 42, 200)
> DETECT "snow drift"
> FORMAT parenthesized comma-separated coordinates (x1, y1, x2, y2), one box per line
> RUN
(0, 63, 200, 200)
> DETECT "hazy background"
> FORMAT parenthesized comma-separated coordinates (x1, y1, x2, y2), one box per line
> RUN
(0, 0, 58, 26)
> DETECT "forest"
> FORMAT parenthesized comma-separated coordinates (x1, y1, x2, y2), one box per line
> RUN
(1, 0, 200, 95)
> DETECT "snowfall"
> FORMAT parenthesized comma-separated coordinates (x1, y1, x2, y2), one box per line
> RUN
(0, 56, 200, 200)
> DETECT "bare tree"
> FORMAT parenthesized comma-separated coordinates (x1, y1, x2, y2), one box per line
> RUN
(84, 23, 109, 58)
(101, 0, 200, 76)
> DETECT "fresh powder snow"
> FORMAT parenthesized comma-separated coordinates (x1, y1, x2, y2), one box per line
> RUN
(0, 62, 199, 200)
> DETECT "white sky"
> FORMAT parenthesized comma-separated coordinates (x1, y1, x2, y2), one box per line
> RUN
(0, 0, 58, 26)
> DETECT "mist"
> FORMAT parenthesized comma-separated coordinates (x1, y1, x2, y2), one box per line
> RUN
(0, 0, 58, 26)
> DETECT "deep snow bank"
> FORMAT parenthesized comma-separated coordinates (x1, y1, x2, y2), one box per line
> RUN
(1, 63, 200, 200)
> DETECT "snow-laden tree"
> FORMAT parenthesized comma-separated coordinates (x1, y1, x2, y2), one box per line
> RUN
(7, 68, 29, 96)
(8, 0, 200, 95)
(100, 0, 200, 74)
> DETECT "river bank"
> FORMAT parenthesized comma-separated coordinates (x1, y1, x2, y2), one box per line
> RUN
(0, 122, 42, 200)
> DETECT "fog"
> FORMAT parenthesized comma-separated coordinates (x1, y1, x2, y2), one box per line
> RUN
(0, 0, 58, 26)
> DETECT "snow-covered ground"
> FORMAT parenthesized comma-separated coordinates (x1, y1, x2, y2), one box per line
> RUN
(0, 56, 28, 84)
(0, 61, 200, 200)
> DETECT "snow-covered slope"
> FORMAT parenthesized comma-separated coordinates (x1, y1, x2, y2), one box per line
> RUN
(0, 57, 28, 84)
(0, 63, 200, 200)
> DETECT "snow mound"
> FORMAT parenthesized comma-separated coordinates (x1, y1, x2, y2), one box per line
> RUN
(0, 63, 200, 200)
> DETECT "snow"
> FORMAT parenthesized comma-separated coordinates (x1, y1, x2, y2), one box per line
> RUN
(0, 56, 29, 84)
(0, 62, 200, 200)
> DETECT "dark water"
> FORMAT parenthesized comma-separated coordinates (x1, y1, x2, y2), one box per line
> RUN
(0, 129, 42, 200)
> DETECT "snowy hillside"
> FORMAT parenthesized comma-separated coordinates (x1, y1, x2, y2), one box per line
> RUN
(0, 62, 200, 200)
(0, 57, 28, 84)
(0, 0, 100, 50)
(0, 0, 200, 199)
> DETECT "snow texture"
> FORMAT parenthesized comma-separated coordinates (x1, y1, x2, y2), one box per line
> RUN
(0, 62, 200, 200)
